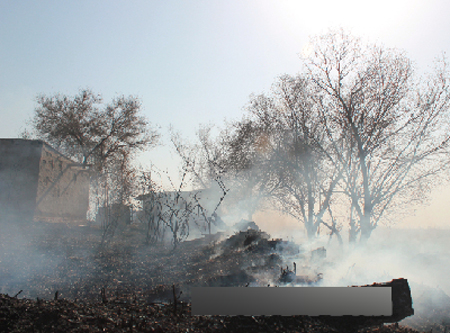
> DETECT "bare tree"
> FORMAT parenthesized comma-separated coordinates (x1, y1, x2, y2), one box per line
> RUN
(219, 110, 284, 221)
(134, 170, 167, 245)
(27, 89, 160, 217)
(135, 162, 227, 248)
(222, 76, 343, 241)
(32, 90, 159, 167)
(134, 167, 191, 249)
(221, 29, 450, 244)
(170, 127, 229, 234)
(303, 29, 450, 242)
(271, 75, 344, 241)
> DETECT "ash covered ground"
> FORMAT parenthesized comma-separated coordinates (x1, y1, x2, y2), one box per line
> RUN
(0, 221, 447, 332)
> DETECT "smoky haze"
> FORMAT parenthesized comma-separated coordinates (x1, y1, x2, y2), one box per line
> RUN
(196, 166, 450, 293)
(1, 152, 449, 332)
(252, 210, 450, 327)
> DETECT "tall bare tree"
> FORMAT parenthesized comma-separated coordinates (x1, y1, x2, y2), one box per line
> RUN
(303, 29, 450, 242)
(272, 75, 344, 240)
(222, 76, 343, 241)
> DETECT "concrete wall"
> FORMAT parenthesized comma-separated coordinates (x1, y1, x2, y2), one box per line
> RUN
(34, 143, 90, 223)
(0, 139, 90, 223)
(0, 139, 42, 222)
(96, 204, 131, 229)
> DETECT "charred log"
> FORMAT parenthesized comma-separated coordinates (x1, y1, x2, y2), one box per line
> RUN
(317, 278, 414, 333)
(279, 264, 297, 284)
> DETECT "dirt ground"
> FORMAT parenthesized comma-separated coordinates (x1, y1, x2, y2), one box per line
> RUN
(0, 221, 442, 332)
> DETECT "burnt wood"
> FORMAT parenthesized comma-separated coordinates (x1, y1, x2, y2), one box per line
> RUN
(317, 278, 414, 333)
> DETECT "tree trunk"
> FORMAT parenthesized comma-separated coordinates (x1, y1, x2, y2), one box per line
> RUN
(348, 217, 358, 244)
(305, 216, 317, 241)
(359, 215, 374, 243)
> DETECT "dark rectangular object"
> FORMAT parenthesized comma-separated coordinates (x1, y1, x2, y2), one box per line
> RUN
(318, 278, 414, 332)
(192, 286, 392, 316)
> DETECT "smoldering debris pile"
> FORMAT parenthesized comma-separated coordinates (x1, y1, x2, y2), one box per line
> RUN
(198, 229, 324, 289)
(221, 228, 270, 250)
(0, 222, 440, 332)
(222, 229, 301, 256)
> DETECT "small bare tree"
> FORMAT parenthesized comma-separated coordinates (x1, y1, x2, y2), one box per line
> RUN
(135, 165, 226, 249)
(170, 127, 229, 234)
(134, 170, 166, 245)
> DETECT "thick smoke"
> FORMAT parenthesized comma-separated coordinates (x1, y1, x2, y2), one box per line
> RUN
(221, 192, 450, 327)
(257, 221, 450, 327)
(2, 163, 450, 331)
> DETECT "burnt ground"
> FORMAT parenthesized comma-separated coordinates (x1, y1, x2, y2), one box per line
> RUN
(0, 221, 442, 332)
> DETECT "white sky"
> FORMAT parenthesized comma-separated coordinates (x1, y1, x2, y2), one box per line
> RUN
(1, 0, 450, 228)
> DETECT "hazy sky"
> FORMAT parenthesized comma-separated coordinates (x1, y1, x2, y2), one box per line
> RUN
(1, 0, 450, 228)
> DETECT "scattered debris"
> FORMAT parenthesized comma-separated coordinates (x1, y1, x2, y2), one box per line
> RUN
(232, 219, 260, 232)
(222, 229, 269, 250)
(245, 237, 300, 255)
(146, 284, 182, 303)
(278, 263, 323, 286)
(279, 263, 297, 284)
(265, 253, 282, 267)
(203, 269, 255, 287)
